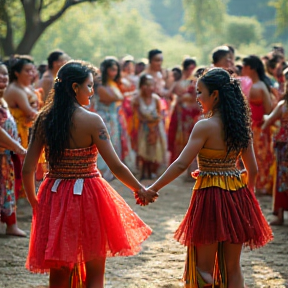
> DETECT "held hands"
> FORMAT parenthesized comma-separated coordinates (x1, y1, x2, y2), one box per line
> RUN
(134, 186, 159, 206)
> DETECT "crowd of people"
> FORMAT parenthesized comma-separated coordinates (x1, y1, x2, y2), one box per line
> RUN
(0, 43, 287, 288)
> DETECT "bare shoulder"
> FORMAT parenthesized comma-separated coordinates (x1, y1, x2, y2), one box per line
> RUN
(75, 107, 104, 129)
(4, 83, 25, 100)
(193, 118, 213, 133)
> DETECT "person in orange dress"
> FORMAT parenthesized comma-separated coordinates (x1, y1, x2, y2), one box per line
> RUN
(22, 60, 157, 288)
(242, 55, 274, 194)
(4, 56, 38, 199)
(119, 56, 138, 152)
(146, 68, 272, 288)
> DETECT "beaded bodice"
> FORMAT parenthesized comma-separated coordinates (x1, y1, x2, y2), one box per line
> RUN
(47, 145, 100, 179)
(193, 148, 246, 191)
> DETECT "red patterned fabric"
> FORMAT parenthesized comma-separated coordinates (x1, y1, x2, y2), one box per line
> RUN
(250, 100, 274, 192)
(26, 145, 151, 273)
(174, 186, 273, 249)
(168, 104, 200, 164)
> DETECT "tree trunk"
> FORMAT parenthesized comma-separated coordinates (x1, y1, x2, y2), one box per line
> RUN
(1, 0, 100, 57)
(15, 23, 46, 55)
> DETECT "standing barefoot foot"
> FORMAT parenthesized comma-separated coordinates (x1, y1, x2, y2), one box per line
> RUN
(6, 224, 27, 237)
(269, 218, 284, 226)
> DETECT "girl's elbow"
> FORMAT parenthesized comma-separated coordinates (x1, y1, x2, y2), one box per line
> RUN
(175, 160, 188, 172)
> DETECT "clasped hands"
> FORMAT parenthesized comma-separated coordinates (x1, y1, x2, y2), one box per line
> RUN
(134, 186, 158, 206)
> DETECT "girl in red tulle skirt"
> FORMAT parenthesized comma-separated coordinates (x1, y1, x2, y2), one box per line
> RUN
(22, 61, 157, 288)
(147, 68, 273, 288)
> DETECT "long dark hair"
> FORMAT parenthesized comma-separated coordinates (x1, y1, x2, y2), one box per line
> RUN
(199, 68, 252, 153)
(242, 55, 271, 92)
(32, 60, 97, 167)
(100, 58, 121, 85)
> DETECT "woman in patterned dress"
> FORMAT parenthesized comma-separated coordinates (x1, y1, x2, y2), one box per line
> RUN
(0, 62, 26, 236)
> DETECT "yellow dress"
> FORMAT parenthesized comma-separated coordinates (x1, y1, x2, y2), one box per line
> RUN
(9, 107, 32, 149)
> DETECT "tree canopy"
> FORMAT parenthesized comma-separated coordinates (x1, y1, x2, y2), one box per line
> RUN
(0, 0, 119, 56)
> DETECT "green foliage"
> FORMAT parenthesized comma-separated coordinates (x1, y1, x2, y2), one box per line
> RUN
(182, 0, 227, 45)
(269, 0, 288, 34)
(150, 0, 184, 36)
(31, 3, 199, 67)
(225, 15, 264, 47)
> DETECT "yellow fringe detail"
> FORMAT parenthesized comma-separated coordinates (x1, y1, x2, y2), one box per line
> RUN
(184, 243, 228, 288)
(70, 264, 85, 288)
(193, 173, 247, 191)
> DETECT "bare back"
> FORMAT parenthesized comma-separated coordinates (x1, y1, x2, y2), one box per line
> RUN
(201, 116, 226, 150)
(68, 107, 98, 149)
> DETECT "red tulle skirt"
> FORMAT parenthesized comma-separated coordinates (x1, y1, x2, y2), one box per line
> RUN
(174, 186, 273, 249)
(26, 177, 152, 273)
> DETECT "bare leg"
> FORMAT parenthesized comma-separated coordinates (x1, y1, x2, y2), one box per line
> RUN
(49, 267, 70, 288)
(196, 243, 218, 284)
(85, 257, 106, 288)
(270, 208, 284, 226)
(223, 242, 245, 288)
(4, 212, 26, 237)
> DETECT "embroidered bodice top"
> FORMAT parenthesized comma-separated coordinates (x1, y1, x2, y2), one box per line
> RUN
(192, 148, 247, 191)
(47, 145, 100, 179)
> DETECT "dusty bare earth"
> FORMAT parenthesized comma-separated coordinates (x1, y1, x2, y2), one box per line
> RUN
(0, 176, 288, 288)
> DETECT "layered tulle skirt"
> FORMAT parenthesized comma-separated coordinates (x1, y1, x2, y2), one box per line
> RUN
(26, 177, 152, 273)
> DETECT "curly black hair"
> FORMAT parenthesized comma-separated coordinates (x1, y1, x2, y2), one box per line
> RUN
(199, 68, 252, 153)
(31, 60, 98, 167)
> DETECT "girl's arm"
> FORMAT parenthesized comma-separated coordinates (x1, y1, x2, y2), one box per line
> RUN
(90, 114, 157, 203)
(148, 120, 208, 192)
(22, 134, 44, 208)
(5, 89, 37, 119)
(0, 127, 26, 154)
(262, 87, 273, 115)
(241, 142, 258, 192)
(262, 100, 284, 130)
(97, 86, 123, 105)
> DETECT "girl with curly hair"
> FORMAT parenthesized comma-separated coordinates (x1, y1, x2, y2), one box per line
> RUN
(22, 60, 157, 288)
(146, 68, 273, 288)
(262, 71, 288, 225)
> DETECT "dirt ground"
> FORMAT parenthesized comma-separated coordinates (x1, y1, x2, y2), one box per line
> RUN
(0, 175, 288, 288)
